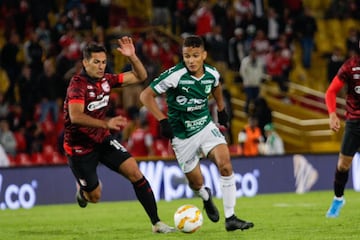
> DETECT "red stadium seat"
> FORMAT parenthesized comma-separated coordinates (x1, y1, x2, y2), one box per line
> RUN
(41, 119, 55, 134)
(42, 144, 67, 165)
(41, 120, 58, 145)
(14, 131, 27, 153)
(43, 144, 54, 163)
(49, 152, 67, 165)
(7, 154, 16, 167)
(228, 144, 242, 155)
(55, 112, 64, 135)
(153, 139, 174, 157)
(15, 153, 32, 166)
(43, 144, 55, 155)
(31, 152, 47, 165)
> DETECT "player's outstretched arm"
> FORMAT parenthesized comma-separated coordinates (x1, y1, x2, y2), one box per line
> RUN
(117, 36, 147, 85)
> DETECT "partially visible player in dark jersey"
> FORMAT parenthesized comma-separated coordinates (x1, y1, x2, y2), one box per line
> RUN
(325, 47, 360, 218)
(63, 37, 175, 233)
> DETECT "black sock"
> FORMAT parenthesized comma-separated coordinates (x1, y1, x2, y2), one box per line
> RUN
(334, 168, 349, 197)
(133, 176, 160, 225)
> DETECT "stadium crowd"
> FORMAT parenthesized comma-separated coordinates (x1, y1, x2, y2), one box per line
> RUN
(0, 0, 359, 167)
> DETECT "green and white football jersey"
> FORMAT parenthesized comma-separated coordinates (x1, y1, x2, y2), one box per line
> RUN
(150, 62, 220, 139)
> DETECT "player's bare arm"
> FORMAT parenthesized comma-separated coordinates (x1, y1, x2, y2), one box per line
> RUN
(140, 87, 167, 121)
(211, 85, 225, 111)
(117, 36, 147, 86)
(69, 102, 127, 130)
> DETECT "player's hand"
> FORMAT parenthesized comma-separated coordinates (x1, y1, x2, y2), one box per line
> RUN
(217, 109, 229, 128)
(329, 113, 340, 132)
(117, 36, 135, 57)
(106, 116, 128, 130)
(159, 118, 174, 139)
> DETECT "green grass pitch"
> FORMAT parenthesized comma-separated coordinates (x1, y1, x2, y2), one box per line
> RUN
(1, 190, 360, 240)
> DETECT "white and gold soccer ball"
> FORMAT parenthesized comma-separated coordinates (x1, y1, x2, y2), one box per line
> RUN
(174, 204, 203, 233)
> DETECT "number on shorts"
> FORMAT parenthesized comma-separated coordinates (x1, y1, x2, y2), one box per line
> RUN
(110, 139, 127, 152)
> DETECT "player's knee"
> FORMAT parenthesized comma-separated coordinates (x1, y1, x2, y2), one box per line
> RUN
(120, 158, 143, 182)
(338, 164, 350, 172)
(338, 156, 352, 171)
(218, 161, 233, 176)
(127, 170, 144, 183)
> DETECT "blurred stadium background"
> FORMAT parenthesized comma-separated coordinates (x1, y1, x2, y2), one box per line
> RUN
(0, 0, 359, 167)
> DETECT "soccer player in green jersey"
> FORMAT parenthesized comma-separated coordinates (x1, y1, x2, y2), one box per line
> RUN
(140, 35, 254, 231)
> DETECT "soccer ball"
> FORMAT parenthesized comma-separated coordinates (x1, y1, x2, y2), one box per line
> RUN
(174, 204, 203, 233)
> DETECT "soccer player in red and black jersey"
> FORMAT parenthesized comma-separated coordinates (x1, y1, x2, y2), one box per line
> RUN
(63, 37, 175, 233)
(325, 44, 360, 218)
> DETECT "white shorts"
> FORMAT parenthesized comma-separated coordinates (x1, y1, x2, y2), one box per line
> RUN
(172, 121, 227, 173)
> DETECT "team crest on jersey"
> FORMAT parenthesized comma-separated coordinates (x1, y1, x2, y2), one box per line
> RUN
(205, 85, 211, 93)
(355, 86, 360, 94)
(101, 81, 110, 92)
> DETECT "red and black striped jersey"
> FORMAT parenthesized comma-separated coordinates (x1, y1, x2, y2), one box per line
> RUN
(63, 70, 124, 155)
(337, 55, 360, 120)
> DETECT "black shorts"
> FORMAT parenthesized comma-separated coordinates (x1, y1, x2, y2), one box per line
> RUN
(67, 135, 132, 192)
(340, 120, 360, 156)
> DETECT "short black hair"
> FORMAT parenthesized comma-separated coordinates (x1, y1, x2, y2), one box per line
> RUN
(183, 35, 204, 48)
(83, 43, 107, 60)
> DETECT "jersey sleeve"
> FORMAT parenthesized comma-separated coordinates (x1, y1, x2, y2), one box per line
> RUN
(67, 76, 86, 105)
(150, 70, 179, 94)
(205, 65, 220, 87)
(325, 76, 345, 114)
(106, 73, 124, 87)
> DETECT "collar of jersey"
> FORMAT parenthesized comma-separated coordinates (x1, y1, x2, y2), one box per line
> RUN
(80, 69, 100, 83)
